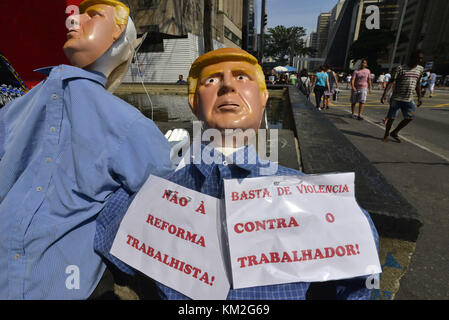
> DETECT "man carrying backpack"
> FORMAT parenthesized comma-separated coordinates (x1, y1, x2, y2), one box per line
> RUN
(298, 69, 312, 100)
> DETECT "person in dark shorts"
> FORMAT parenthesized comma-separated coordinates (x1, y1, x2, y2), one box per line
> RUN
(381, 51, 424, 142)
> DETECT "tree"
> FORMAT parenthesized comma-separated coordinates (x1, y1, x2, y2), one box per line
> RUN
(264, 26, 315, 64)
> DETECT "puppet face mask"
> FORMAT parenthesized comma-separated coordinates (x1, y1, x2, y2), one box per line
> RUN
(63, 4, 124, 68)
(192, 60, 269, 133)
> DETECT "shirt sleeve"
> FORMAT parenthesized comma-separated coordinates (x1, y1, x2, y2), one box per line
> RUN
(111, 116, 173, 193)
(94, 188, 137, 275)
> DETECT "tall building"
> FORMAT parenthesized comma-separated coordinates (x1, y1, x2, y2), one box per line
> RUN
(306, 31, 319, 71)
(316, 12, 332, 59)
(418, 0, 449, 73)
(393, 0, 449, 73)
(323, 0, 403, 71)
(122, 0, 243, 83)
(328, 0, 346, 40)
(216, 0, 244, 48)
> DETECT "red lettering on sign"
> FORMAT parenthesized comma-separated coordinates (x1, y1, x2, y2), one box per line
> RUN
(233, 217, 299, 234)
(145, 213, 206, 247)
(231, 188, 272, 201)
(124, 235, 217, 286)
(236, 244, 361, 268)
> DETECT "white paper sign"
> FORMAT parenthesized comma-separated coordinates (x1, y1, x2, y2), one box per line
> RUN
(224, 173, 381, 289)
(110, 175, 230, 300)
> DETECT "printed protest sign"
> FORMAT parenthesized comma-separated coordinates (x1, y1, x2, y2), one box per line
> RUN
(224, 173, 381, 289)
(110, 175, 230, 300)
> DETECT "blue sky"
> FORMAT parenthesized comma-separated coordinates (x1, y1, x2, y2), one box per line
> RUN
(255, 0, 339, 36)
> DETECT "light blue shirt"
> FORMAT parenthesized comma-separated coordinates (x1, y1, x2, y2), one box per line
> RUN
(315, 72, 328, 88)
(0, 65, 173, 299)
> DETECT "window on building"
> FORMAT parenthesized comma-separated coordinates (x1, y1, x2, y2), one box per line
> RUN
(138, 0, 159, 9)
(224, 27, 242, 47)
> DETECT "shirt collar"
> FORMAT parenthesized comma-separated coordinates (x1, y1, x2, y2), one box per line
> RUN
(191, 143, 260, 179)
(34, 65, 107, 87)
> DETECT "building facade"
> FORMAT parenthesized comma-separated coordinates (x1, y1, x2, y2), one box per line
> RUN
(123, 0, 243, 83)
(393, 0, 449, 73)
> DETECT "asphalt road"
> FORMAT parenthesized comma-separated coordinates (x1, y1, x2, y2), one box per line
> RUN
(314, 89, 449, 299)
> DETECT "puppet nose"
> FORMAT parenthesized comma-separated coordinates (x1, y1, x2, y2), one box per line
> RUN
(220, 72, 236, 94)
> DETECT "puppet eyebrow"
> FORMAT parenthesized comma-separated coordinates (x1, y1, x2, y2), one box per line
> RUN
(85, 5, 106, 16)
(200, 68, 255, 82)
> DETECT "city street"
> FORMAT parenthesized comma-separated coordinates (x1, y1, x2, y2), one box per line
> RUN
(315, 89, 449, 299)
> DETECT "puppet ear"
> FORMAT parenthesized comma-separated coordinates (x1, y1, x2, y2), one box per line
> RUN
(261, 90, 269, 110)
(113, 25, 125, 41)
(188, 93, 198, 116)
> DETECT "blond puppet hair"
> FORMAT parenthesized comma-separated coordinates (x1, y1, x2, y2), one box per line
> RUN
(79, 0, 129, 27)
(188, 48, 268, 103)
(79, 0, 138, 93)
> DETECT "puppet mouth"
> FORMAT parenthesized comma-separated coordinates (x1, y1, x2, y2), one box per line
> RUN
(66, 30, 79, 39)
(217, 102, 240, 110)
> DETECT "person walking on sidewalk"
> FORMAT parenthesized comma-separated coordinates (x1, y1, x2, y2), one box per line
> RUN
(381, 51, 424, 143)
(312, 65, 330, 110)
(323, 65, 338, 109)
(351, 59, 372, 120)
(428, 70, 437, 98)
(377, 72, 386, 90)
(298, 69, 312, 100)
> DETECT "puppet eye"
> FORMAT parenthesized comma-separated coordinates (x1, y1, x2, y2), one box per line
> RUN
(88, 10, 101, 17)
(237, 74, 249, 81)
(205, 77, 219, 85)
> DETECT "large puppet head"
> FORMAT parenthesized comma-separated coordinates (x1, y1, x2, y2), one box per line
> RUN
(63, 0, 137, 91)
(188, 48, 269, 134)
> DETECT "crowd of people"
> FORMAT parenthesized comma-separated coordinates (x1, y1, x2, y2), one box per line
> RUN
(265, 51, 434, 143)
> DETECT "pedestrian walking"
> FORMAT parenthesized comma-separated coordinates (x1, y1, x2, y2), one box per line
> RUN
(290, 72, 298, 85)
(312, 65, 330, 110)
(381, 51, 424, 143)
(420, 71, 429, 97)
(298, 69, 312, 100)
(384, 71, 391, 88)
(428, 70, 437, 98)
(350, 59, 372, 120)
(323, 65, 338, 109)
(346, 73, 352, 89)
(377, 72, 386, 90)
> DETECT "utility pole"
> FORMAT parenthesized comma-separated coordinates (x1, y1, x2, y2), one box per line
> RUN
(259, 0, 267, 62)
(242, 0, 249, 50)
(203, 0, 213, 53)
(389, 0, 408, 71)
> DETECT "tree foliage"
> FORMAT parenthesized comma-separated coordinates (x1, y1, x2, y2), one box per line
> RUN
(264, 26, 315, 64)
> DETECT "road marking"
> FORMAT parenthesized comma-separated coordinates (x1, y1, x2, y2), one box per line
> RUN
(326, 107, 449, 163)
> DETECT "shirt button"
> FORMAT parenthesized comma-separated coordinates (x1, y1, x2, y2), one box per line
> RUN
(36, 186, 43, 192)
(45, 157, 52, 163)
(50, 127, 56, 132)
(51, 94, 58, 100)
(14, 254, 20, 260)
(223, 161, 228, 166)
